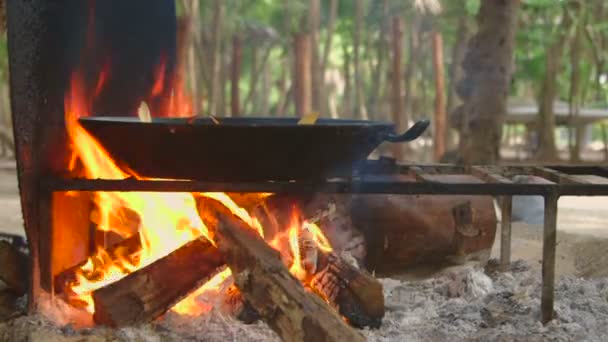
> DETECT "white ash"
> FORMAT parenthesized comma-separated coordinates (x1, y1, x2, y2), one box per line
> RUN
(2, 260, 608, 341)
(363, 260, 608, 342)
(0, 310, 280, 342)
(158, 309, 279, 342)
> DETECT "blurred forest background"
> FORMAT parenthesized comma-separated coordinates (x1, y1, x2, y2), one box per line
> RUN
(1, 0, 608, 165)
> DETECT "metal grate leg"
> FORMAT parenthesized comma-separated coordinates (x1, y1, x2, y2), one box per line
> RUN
(541, 193, 558, 324)
(499, 196, 512, 271)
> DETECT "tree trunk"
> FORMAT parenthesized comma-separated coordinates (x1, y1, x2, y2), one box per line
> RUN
(218, 42, 227, 115)
(294, 34, 312, 117)
(370, 0, 390, 116)
(321, 0, 339, 75)
(537, 11, 570, 161)
(353, 0, 365, 119)
(447, 17, 470, 153)
(243, 46, 272, 113)
(568, 2, 584, 162)
(309, 0, 322, 115)
(459, 0, 521, 164)
(404, 16, 421, 126)
(432, 32, 446, 161)
(231, 36, 242, 117)
(183, 1, 201, 115)
(320, 0, 339, 117)
(342, 44, 352, 116)
(207, 0, 224, 115)
(258, 62, 271, 114)
(391, 17, 404, 161)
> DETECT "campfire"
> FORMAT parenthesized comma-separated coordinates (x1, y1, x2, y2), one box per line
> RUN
(2, 2, 505, 340)
(45, 51, 383, 341)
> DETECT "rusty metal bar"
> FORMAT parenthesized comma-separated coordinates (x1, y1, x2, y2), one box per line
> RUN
(499, 196, 512, 271)
(407, 166, 435, 182)
(532, 166, 587, 185)
(43, 177, 559, 195)
(469, 166, 514, 184)
(43, 176, 608, 197)
(541, 193, 559, 324)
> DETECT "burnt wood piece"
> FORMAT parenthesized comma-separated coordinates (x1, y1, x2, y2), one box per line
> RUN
(92, 237, 224, 327)
(215, 215, 364, 342)
(312, 252, 384, 328)
(0, 240, 28, 296)
(54, 234, 142, 294)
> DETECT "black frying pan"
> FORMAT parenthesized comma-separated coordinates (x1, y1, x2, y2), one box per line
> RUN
(78, 117, 429, 181)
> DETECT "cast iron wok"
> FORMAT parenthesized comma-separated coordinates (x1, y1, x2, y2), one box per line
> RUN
(78, 117, 429, 181)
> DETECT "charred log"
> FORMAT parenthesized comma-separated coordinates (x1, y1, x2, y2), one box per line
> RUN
(215, 214, 364, 342)
(311, 252, 384, 329)
(54, 234, 142, 294)
(92, 237, 224, 327)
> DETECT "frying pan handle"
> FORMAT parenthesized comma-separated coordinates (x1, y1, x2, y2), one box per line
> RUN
(384, 119, 430, 143)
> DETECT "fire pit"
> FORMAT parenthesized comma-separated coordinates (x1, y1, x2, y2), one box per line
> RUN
(7, 1, 608, 341)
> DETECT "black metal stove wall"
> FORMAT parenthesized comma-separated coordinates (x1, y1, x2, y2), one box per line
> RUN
(6, 0, 176, 310)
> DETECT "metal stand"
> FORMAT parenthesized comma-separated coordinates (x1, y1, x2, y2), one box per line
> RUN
(41, 158, 608, 324)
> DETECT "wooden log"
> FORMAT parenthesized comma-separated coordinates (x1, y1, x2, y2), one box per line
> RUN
(215, 215, 364, 342)
(312, 252, 384, 328)
(351, 193, 497, 274)
(92, 237, 224, 327)
(54, 234, 142, 294)
(0, 240, 27, 296)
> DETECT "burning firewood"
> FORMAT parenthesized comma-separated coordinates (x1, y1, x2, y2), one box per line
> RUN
(299, 228, 384, 329)
(198, 194, 384, 329)
(91, 237, 224, 327)
(54, 234, 142, 295)
(214, 214, 365, 342)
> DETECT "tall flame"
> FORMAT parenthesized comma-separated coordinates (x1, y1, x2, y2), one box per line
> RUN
(62, 57, 334, 317)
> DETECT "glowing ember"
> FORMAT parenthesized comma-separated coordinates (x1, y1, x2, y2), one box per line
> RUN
(171, 267, 233, 316)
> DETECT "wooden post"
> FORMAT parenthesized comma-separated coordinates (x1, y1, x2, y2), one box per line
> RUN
(499, 196, 512, 271)
(391, 17, 404, 160)
(541, 193, 558, 324)
(231, 36, 242, 117)
(294, 33, 312, 117)
(432, 32, 446, 161)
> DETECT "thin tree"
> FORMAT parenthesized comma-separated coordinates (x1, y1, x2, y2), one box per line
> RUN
(207, 0, 224, 115)
(432, 31, 446, 161)
(537, 8, 571, 161)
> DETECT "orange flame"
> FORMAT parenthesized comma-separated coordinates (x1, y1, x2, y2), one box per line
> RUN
(61, 52, 335, 318)
(171, 267, 233, 316)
